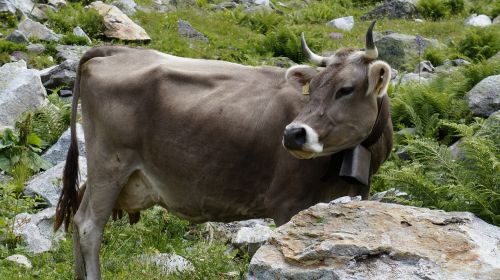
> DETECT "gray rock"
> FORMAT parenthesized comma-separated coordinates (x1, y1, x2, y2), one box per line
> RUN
(0, 60, 47, 128)
(47, 0, 65, 9)
(464, 14, 492, 27)
(41, 59, 78, 90)
(72, 26, 91, 45)
(326, 16, 354, 31)
(329, 195, 361, 204)
(415, 60, 435, 73)
(42, 124, 86, 165)
(26, 43, 45, 54)
(202, 218, 275, 244)
(111, 0, 136, 15)
(24, 156, 87, 207)
(452, 58, 470, 66)
(400, 72, 436, 84)
(0, 0, 17, 15)
(466, 75, 500, 117)
(244, 4, 272, 13)
(361, 0, 419, 20)
(375, 33, 441, 70)
(55, 45, 90, 62)
(371, 188, 409, 202)
(248, 201, 500, 280)
(177, 19, 208, 43)
(9, 50, 28, 62)
(59, 89, 72, 97)
(262, 56, 296, 68)
(488, 51, 500, 63)
(494, 15, 500, 25)
(13, 207, 64, 253)
(141, 253, 195, 275)
(5, 254, 32, 269)
(232, 224, 274, 257)
(6, 30, 29, 44)
(18, 18, 61, 42)
(213, 1, 238, 11)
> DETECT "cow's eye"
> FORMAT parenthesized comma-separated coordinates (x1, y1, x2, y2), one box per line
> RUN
(336, 86, 355, 99)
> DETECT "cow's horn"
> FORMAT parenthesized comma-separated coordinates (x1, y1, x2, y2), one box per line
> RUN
(301, 33, 327, 67)
(365, 21, 378, 60)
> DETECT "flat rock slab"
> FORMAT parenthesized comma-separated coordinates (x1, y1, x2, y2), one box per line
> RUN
(248, 200, 500, 280)
(0, 60, 47, 128)
(18, 18, 61, 42)
(89, 1, 150, 41)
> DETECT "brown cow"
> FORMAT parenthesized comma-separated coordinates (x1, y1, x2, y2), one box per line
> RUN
(55, 21, 393, 279)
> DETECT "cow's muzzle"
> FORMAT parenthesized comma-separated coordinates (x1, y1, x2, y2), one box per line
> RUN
(282, 123, 324, 156)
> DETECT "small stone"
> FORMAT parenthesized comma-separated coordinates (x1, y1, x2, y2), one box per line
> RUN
(415, 60, 435, 73)
(5, 254, 32, 269)
(18, 18, 61, 42)
(329, 195, 361, 204)
(41, 59, 78, 89)
(232, 224, 273, 256)
(414, 18, 424, 23)
(6, 30, 29, 44)
(59, 89, 72, 97)
(72, 26, 92, 44)
(326, 16, 354, 31)
(371, 188, 409, 202)
(464, 14, 492, 27)
(329, 32, 343, 40)
(111, 0, 137, 15)
(452, 58, 470, 66)
(27, 43, 45, 54)
(9, 51, 28, 62)
(47, 0, 66, 8)
(141, 253, 195, 275)
(177, 19, 208, 43)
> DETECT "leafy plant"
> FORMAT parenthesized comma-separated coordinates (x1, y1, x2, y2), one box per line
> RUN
(423, 46, 446, 66)
(417, 0, 448, 20)
(45, 2, 104, 39)
(262, 26, 303, 63)
(0, 39, 26, 53)
(457, 27, 500, 61)
(60, 33, 90, 46)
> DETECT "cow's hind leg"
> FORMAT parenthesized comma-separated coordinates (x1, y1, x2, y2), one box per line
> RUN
(73, 165, 133, 280)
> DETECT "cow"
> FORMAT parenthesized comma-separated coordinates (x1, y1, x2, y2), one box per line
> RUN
(54, 21, 393, 279)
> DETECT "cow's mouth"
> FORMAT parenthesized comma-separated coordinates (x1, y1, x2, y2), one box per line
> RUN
(282, 123, 324, 159)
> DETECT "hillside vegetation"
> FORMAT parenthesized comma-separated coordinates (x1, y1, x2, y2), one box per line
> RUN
(0, 0, 499, 278)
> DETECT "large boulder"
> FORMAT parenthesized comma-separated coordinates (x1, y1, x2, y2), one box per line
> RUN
(464, 14, 492, 27)
(24, 156, 87, 207)
(0, 60, 47, 128)
(1, 0, 45, 19)
(17, 18, 61, 42)
(248, 199, 500, 279)
(89, 1, 150, 41)
(361, 0, 419, 20)
(375, 33, 441, 70)
(5, 30, 29, 44)
(466, 75, 500, 117)
(42, 123, 86, 165)
(0, 0, 17, 15)
(41, 59, 78, 90)
(13, 207, 64, 253)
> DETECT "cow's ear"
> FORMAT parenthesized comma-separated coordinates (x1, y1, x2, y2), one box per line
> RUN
(367, 61, 391, 96)
(286, 65, 319, 92)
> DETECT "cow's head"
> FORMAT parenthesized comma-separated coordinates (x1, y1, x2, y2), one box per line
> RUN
(283, 21, 391, 159)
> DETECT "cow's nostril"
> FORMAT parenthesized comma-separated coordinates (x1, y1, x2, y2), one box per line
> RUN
(284, 127, 307, 150)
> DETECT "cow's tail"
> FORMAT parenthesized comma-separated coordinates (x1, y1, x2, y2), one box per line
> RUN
(54, 46, 126, 232)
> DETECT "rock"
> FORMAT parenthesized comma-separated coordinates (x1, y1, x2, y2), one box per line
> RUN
(326, 16, 354, 31)
(26, 43, 45, 54)
(59, 89, 72, 97)
(262, 57, 296, 68)
(202, 218, 275, 244)
(361, 0, 419, 20)
(9, 50, 28, 62)
(47, 0, 66, 9)
(464, 14, 492, 27)
(18, 18, 61, 42)
(177, 19, 208, 43)
(488, 51, 500, 63)
(72, 26, 92, 45)
(494, 15, 500, 25)
(42, 124, 86, 165)
(415, 60, 435, 73)
(89, 1, 150, 41)
(248, 201, 500, 280)
(24, 156, 87, 207)
(41, 59, 78, 90)
(0, 60, 47, 128)
(329, 32, 343, 40)
(112, 0, 136, 15)
(371, 188, 409, 202)
(232, 224, 274, 257)
(5, 254, 32, 269)
(414, 18, 424, 23)
(141, 253, 195, 275)
(400, 72, 435, 84)
(451, 58, 470, 66)
(466, 75, 500, 117)
(375, 33, 441, 70)
(213, 1, 238, 11)
(13, 207, 64, 253)
(0, 0, 17, 16)
(55, 45, 90, 62)
(6, 30, 29, 44)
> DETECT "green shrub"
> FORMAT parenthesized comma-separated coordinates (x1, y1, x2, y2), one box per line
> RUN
(27, 54, 56, 69)
(457, 27, 500, 61)
(417, 0, 448, 20)
(423, 46, 446, 66)
(0, 40, 26, 53)
(232, 10, 284, 34)
(45, 3, 104, 39)
(61, 33, 90, 45)
(262, 26, 303, 63)
(446, 0, 465, 15)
